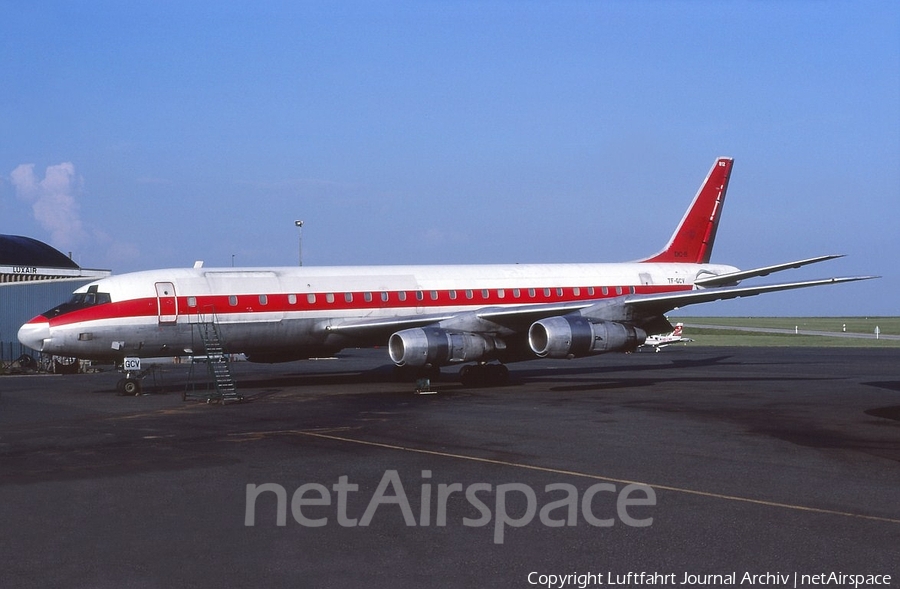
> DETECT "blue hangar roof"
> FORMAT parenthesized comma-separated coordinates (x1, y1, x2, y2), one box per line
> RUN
(0, 235, 80, 269)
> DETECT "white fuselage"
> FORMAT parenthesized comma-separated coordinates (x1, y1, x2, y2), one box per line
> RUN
(20, 261, 736, 362)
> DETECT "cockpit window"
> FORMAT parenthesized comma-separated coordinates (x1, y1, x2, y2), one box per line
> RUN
(43, 290, 112, 318)
(67, 292, 112, 306)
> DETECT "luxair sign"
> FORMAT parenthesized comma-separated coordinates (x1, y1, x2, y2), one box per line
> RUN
(1, 266, 83, 283)
(0, 266, 102, 280)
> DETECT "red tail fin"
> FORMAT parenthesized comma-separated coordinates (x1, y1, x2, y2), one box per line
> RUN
(642, 157, 733, 264)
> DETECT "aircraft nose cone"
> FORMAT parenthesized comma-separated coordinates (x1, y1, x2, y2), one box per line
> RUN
(18, 317, 50, 352)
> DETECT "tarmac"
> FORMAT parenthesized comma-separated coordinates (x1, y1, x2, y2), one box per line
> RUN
(1, 346, 899, 588)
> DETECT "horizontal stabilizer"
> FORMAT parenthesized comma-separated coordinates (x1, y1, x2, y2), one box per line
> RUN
(694, 255, 845, 287)
(626, 275, 878, 314)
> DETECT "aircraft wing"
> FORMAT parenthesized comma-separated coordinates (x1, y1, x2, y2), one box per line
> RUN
(323, 312, 461, 336)
(322, 275, 876, 341)
(323, 301, 595, 338)
(453, 275, 878, 326)
(472, 275, 877, 329)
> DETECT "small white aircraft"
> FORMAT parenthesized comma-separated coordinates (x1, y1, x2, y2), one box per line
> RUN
(640, 323, 693, 351)
(18, 157, 875, 390)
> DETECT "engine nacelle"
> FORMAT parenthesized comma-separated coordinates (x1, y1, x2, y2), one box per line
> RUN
(389, 327, 498, 367)
(528, 316, 647, 358)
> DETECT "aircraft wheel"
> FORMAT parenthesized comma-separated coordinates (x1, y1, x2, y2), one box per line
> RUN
(486, 364, 509, 386)
(121, 378, 141, 396)
(460, 363, 510, 388)
(459, 364, 481, 387)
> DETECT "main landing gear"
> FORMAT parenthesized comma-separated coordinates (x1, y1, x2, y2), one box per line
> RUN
(459, 363, 510, 387)
(394, 362, 510, 389)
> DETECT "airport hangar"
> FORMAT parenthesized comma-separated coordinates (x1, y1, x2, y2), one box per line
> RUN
(0, 235, 109, 364)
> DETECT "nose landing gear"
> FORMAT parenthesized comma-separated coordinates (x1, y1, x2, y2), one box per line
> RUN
(116, 357, 145, 396)
(117, 377, 142, 396)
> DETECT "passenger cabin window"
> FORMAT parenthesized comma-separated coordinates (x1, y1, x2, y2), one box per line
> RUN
(288, 294, 297, 305)
(187, 296, 197, 308)
(229, 295, 238, 306)
(307, 293, 316, 304)
(364, 292, 373, 302)
(398, 291, 407, 302)
(326, 293, 335, 303)
(345, 292, 353, 303)
(259, 294, 268, 305)
(381, 292, 389, 302)
(430, 291, 438, 300)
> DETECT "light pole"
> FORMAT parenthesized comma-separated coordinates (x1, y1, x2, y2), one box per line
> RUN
(294, 220, 304, 266)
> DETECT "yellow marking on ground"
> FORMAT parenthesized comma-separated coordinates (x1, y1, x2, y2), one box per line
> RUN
(225, 426, 356, 442)
(267, 429, 900, 526)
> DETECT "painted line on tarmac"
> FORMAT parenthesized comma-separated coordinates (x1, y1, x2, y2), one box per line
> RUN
(284, 429, 900, 526)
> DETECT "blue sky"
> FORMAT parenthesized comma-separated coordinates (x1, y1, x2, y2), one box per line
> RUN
(1, 1, 897, 316)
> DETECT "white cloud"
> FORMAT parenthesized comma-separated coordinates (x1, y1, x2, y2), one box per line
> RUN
(10, 162, 87, 248)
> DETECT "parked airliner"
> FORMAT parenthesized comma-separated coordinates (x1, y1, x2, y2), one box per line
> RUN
(18, 158, 873, 389)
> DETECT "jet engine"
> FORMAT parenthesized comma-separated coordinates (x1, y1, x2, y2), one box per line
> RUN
(528, 316, 647, 358)
(389, 327, 499, 367)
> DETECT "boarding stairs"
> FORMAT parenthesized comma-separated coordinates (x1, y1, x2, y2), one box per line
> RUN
(184, 318, 242, 404)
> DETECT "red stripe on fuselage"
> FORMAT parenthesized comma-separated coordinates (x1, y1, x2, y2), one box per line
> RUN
(47, 284, 693, 327)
